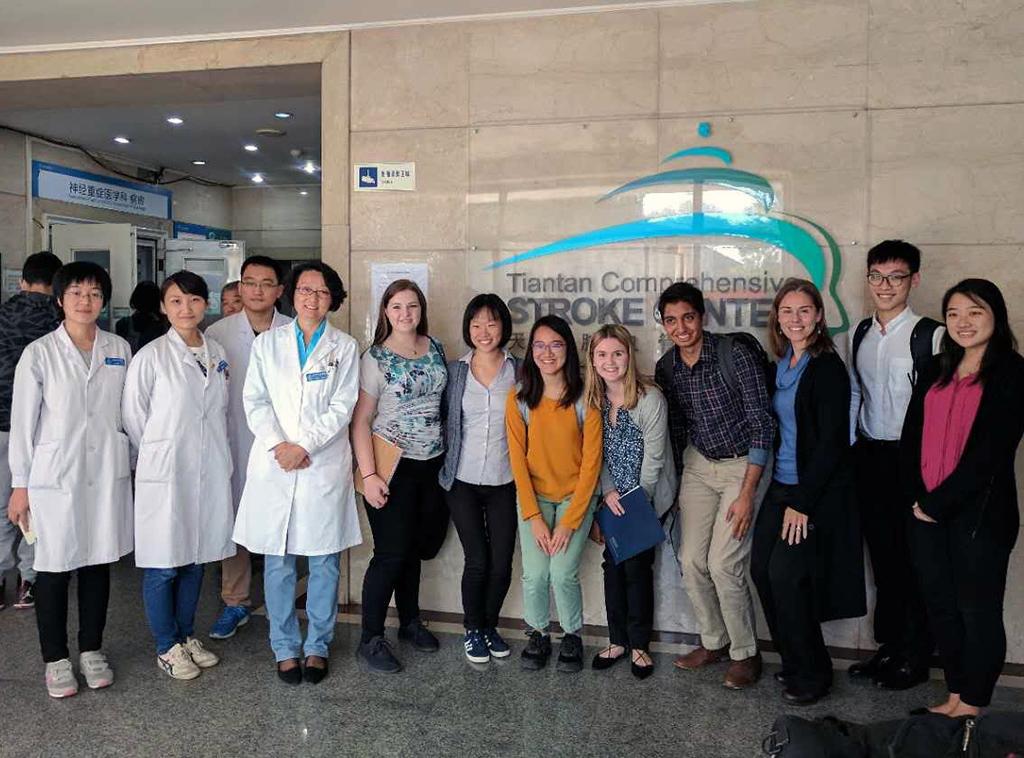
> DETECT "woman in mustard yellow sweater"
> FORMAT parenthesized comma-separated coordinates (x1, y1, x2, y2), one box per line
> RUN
(505, 315, 602, 673)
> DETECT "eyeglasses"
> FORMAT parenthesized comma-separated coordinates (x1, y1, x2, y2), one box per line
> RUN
(63, 289, 104, 301)
(532, 340, 566, 353)
(295, 286, 331, 299)
(867, 272, 912, 288)
(241, 279, 279, 291)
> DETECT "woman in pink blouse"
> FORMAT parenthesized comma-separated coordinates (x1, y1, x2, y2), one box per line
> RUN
(900, 278, 1024, 718)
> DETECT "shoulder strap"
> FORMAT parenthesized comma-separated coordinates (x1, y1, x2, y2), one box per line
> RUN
(909, 317, 942, 385)
(715, 334, 739, 396)
(850, 317, 873, 384)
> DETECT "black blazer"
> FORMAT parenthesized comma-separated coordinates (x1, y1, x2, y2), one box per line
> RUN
(899, 351, 1024, 548)
(776, 349, 865, 622)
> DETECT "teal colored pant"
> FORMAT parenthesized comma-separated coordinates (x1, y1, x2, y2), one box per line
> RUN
(518, 495, 596, 635)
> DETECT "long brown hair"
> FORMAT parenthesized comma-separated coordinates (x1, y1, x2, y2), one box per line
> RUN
(584, 324, 649, 410)
(767, 278, 835, 358)
(372, 279, 429, 346)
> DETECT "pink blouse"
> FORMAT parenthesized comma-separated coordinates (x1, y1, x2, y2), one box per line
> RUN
(921, 374, 984, 492)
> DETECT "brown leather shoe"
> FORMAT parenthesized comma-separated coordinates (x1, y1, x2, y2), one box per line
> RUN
(673, 645, 729, 670)
(723, 653, 762, 689)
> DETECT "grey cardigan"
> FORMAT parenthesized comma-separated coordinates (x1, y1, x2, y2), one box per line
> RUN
(599, 384, 678, 516)
(439, 353, 521, 491)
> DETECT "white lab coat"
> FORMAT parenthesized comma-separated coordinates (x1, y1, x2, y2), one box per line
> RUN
(232, 320, 363, 556)
(122, 328, 235, 569)
(8, 326, 133, 573)
(205, 310, 291, 507)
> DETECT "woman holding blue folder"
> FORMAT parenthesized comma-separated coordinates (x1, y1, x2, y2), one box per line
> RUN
(585, 324, 674, 679)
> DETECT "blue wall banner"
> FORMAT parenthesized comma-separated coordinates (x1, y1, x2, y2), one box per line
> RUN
(31, 161, 172, 220)
(173, 221, 232, 240)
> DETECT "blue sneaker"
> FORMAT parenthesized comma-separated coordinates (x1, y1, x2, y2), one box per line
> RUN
(208, 606, 250, 639)
(463, 629, 489, 663)
(483, 628, 511, 659)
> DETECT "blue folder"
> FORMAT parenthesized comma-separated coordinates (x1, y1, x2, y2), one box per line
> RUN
(595, 485, 666, 565)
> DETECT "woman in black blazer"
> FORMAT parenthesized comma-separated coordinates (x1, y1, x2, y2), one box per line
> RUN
(752, 278, 866, 705)
(900, 278, 1024, 718)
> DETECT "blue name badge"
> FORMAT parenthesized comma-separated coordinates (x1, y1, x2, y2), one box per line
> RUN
(306, 371, 329, 382)
(216, 360, 229, 373)
(104, 357, 126, 366)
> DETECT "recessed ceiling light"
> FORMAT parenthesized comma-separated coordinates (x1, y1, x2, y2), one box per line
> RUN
(244, 144, 259, 152)
(274, 112, 293, 119)
(299, 190, 309, 196)
(166, 116, 184, 125)
(191, 160, 206, 166)
(303, 161, 317, 174)
(251, 173, 264, 184)
(113, 136, 131, 144)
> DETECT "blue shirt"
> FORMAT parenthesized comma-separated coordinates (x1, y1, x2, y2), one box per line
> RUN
(295, 319, 326, 369)
(773, 348, 810, 485)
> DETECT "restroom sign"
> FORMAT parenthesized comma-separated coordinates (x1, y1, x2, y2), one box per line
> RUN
(353, 162, 416, 192)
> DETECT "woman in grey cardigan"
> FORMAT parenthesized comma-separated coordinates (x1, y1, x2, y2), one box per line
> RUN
(585, 324, 675, 679)
(439, 294, 520, 664)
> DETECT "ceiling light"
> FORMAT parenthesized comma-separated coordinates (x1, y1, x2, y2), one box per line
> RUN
(113, 136, 131, 144)
(191, 160, 206, 166)
(166, 116, 184, 125)
(244, 144, 259, 152)
(274, 112, 293, 119)
(251, 173, 264, 184)
(299, 190, 309, 196)
(303, 161, 317, 174)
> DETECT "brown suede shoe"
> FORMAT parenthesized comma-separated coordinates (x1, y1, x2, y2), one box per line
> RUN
(673, 645, 729, 670)
(723, 653, 762, 689)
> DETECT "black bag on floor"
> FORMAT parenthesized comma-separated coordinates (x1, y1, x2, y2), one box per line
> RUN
(761, 712, 1024, 757)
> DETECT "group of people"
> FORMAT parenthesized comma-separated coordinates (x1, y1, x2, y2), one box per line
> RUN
(0, 242, 1020, 723)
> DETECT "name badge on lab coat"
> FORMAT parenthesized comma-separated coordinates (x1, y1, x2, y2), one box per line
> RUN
(306, 371, 329, 382)
(104, 357, 126, 366)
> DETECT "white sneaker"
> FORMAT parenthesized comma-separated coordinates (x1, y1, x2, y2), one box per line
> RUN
(157, 643, 201, 680)
(79, 650, 114, 689)
(185, 637, 219, 669)
(45, 659, 79, 698)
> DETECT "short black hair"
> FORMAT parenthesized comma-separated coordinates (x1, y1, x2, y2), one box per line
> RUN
(129, 280, 161, 314)
(462, 293, 512, 350)
(52, 262, 112, 305)
(241, 255, 282, 283)
(161, 270, 209, 302)
(286, 262, 346, 312)
(22, 251, 63, 286)
(657, 281, 705, 318)
(867, 239, 921, 275)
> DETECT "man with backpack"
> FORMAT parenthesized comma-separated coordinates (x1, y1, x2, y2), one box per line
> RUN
(655, 282, 776, 689)
(847, 239, 943, 690)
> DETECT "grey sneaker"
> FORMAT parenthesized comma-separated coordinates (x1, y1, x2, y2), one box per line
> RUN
(45, 658, 79, 698)
(79, 650, 114, 689)
(184, 637, 219, 668)
(157, 643, 201, 680)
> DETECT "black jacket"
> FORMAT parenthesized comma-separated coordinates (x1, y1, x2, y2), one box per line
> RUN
(778, 349, 865, 622)
(0, 291, 61, 432)
(899, 352, 1024, 549)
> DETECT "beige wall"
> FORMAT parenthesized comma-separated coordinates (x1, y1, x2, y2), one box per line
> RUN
(232, 186, 321, 262)
(0, 130, 27, 269)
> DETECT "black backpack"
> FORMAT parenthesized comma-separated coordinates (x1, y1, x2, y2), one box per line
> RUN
(851, 315, 942, 388)
(716, 331, 776, 399)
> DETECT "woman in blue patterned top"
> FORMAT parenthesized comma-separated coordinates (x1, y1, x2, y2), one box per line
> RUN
(352, 279, 449, 674)
(584, 324, 674, 679)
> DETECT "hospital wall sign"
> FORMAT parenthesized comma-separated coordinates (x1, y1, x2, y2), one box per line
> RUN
(353, 162, 416, 192)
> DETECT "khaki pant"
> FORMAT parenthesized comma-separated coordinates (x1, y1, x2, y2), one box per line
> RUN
(679, 447, 768, 661)
(220, 545, 251, 607)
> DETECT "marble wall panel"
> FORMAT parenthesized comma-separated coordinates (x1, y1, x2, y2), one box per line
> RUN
(0, 130, 26, 197)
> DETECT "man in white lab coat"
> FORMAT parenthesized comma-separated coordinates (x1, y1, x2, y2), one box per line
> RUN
(205, 256, 290, 640)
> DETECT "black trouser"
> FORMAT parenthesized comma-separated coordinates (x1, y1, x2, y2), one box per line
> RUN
(361, 455, 448, 642)
(752, 481, 832, 694)
(446, 479, 517, 630)
(34, 563, 111, 663)
(855, 437, 933, 669)
(602, 545, 655, 651)
(909, 517, 1010, 707)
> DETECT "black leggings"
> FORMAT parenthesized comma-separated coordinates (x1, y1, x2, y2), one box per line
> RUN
(34, 563, 112, 663)
(361, 456, 448, 641)
(446, 479, 517, 630)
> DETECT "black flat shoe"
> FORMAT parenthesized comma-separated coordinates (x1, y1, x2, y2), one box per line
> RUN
(848, 649, 897, 679)
(630, 651, 654, 680)
(303, 656, 329, 684)
(782, 686, 828, 706)
(592, 646, 627, 671)
(875, 663, 929, 691)
(276, 659, 302, 685)
(774, 671, 794, 686)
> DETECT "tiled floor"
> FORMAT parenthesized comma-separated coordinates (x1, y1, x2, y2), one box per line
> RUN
(2, 561, 1022, 758)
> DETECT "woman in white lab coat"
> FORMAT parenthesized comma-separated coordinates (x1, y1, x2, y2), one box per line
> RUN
(122, 270, 234, 682)
(7, 262, 132, 699)
(233, 262, 361, 685)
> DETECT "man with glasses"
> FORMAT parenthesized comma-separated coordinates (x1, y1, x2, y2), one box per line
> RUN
(847, 239, 943, 690)
(654, 282, 775, 690)
(205, 256, 290, 640)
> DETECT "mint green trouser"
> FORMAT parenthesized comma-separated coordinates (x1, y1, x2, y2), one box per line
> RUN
(518, 495, 595, 635)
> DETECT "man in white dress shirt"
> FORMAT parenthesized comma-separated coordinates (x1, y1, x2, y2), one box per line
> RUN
(847, 240, 944, 690)
(206, 256, 290, 640)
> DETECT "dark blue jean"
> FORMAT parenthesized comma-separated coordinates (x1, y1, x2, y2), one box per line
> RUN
(142, 564, 204, 655)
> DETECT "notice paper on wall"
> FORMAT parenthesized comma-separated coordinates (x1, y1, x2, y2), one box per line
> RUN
(369, 262, 429, 337)
(3, 268, 21, 302)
